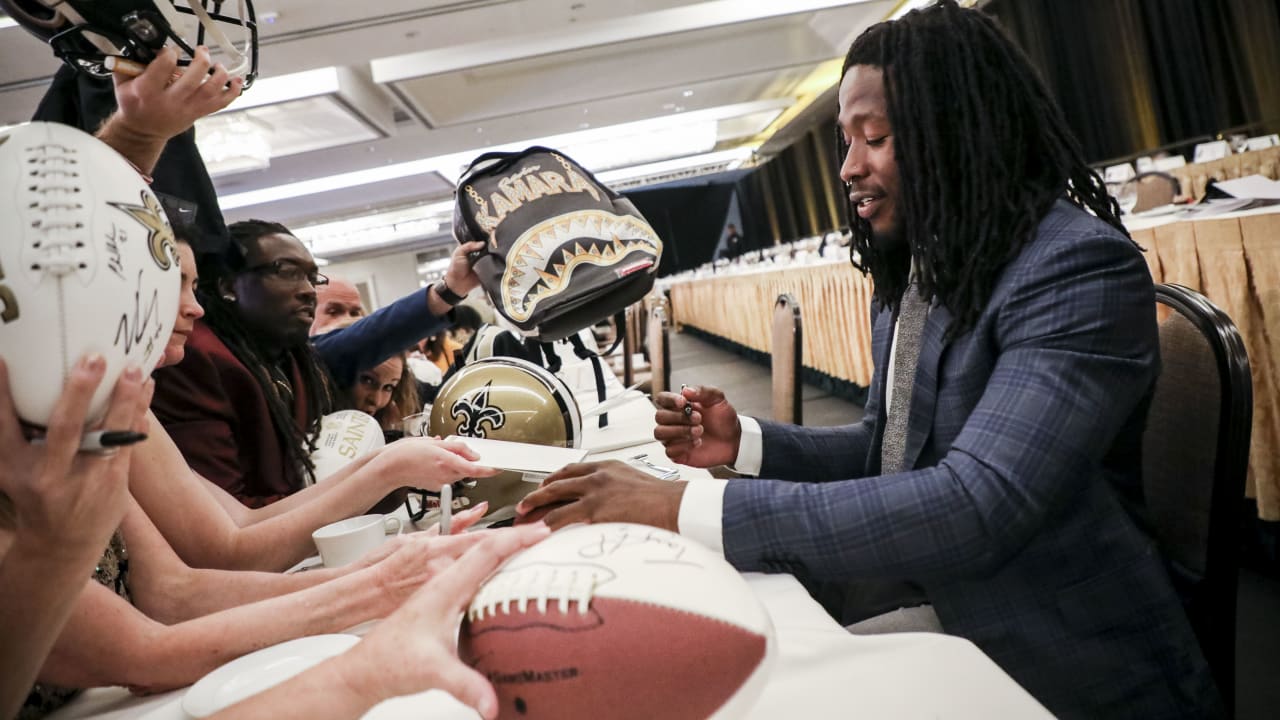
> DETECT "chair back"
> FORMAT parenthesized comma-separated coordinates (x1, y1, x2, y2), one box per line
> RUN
(647, 303, 671, 395)
(1143, 283, 1252, 711)
(621, 302, 645, 387)
(1132, 171, 1181, 212)
(771, 294, 803, 425)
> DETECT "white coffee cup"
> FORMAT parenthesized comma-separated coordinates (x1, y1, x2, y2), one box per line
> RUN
(312, 514, 403, 568)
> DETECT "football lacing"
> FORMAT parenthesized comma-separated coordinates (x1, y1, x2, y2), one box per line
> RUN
(468, 563, 613, 621)
(22, 143, 89, 276)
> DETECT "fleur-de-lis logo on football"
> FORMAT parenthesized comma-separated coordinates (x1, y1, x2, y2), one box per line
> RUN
(108, 191, 177, 271)
(451, 381, 506, 437)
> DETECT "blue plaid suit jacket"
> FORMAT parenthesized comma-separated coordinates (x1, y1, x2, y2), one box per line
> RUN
(722, 201, 1220, 718)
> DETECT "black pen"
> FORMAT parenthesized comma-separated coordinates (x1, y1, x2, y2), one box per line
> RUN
(32, 430, 148, 453)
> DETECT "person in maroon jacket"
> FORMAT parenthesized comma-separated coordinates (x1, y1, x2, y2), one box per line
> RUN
(151, 219, 483, 506)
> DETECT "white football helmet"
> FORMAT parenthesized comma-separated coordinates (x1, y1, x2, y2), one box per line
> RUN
(0, 0, 258, 87)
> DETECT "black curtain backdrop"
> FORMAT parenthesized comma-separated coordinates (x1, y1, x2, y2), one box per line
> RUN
(984, 0, 1280, 163)
(623, 120, 852, 273)
(624, 180, 739, 276)
(736, 122, 849, 250)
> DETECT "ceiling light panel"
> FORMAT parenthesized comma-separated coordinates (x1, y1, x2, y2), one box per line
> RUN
(389, 19, 830, 128)
(293, 200, 454, 258)
(218, 97, 793, 210)
(372, 0, 877, 83)
(197, 96, 381, 177)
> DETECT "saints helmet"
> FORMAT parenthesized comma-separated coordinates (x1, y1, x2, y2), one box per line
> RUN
(0, 0, 258, 87)
(429, 356, 581, 448)
(428, 357, 581, 519)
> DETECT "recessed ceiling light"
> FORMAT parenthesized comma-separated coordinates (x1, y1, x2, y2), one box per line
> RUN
(682, 90, 694, 97)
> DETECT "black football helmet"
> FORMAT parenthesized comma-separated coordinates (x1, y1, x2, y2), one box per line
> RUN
(1, 0, 258, 87)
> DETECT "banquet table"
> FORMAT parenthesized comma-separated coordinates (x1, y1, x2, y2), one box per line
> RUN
(668, 205, 1280, 520)
(48, 388, 1048, 720)
(1166, 145, 1280, 202)
(50, 567, 1049, 720)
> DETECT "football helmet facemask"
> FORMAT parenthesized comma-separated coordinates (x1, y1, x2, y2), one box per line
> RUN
(1, 0, 258, 87)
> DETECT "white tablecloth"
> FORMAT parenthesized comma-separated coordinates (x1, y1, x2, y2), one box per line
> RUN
(50, 571, 1047, 720)
(50, 387, 1048, 719)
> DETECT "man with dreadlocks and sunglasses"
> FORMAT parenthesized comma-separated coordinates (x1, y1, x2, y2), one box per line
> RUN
(151, 219, 485, 507)
(515, 2, 1221, 716)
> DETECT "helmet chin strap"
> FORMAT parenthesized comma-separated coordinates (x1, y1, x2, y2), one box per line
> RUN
(45, 0, 122, 58)
(151, 0, 253, 82)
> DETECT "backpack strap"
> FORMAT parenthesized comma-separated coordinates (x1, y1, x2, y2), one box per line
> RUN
(568, 333, 610, 429)
(537, 342, 563, 374)
(598, 310, 626, 357)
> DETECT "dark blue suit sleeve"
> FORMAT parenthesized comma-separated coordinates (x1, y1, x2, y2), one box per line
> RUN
(723, 230, 1157, 583)
(313, 288, 451, 386)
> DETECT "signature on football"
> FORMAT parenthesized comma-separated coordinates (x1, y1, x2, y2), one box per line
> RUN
(576, 528, 704, 568)
(104, 223, 126, 281)
(114, 269, 163, 360)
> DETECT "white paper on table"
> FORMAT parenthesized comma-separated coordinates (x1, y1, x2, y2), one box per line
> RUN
(453, 436, 586, 475)
(581, 394, 661, 453)
(1210, 174, 1280, 200)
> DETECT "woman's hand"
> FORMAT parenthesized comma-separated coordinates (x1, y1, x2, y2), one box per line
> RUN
(350, 501, 489, 570)
(374, 437, 498, 492)
(368, 531, 506, 611)
(0, 355, 151, 557)
(343, 524, 550, 718)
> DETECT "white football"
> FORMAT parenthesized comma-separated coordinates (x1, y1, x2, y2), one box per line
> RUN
(459, 523, 776, 720)
(0, 122, 179, 426)
(310, 410, 386, 482)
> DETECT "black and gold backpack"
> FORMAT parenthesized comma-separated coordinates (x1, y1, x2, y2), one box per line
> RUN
(453, 146, 663, 342)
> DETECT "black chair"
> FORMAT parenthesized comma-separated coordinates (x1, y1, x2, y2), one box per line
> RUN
(1142, 283, 1252, 712)
(771, 294, 803, 425)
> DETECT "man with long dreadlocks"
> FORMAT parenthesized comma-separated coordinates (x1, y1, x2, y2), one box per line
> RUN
(151, 219, 483, 507)
(515, 2, 1220, 716)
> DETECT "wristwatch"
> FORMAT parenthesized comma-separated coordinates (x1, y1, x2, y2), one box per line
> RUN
(433, 281, 465, 306)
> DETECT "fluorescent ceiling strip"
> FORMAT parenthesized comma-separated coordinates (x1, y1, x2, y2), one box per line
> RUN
(219, 158, 439, 209)
(595, 147, 755, 185)
(297, 200, 454, 241)
(291, 149, 755, 256)
(217, 67, 342, 113)
(218, 99, 789, 209)
(372, 0, 877, 82)
(296, 201, 455, 256)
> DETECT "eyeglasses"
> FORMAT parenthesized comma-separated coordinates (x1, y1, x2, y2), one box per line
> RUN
(243, 260, 329, 287)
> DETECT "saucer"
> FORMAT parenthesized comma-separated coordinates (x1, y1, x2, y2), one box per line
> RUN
(183, 634, 360, 717)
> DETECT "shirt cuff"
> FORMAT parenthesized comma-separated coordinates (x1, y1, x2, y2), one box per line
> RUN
(676, 478, 729, 554)
(729, 415, 763, 476)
